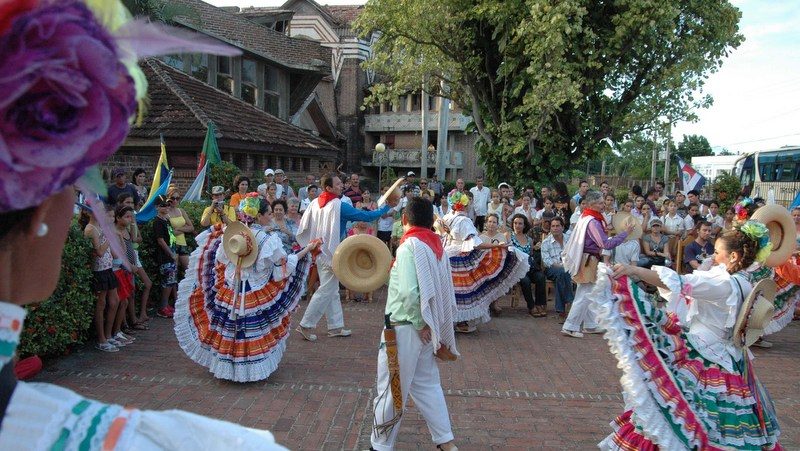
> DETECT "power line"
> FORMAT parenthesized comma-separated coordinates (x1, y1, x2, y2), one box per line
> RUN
(718, 132, 800, 147)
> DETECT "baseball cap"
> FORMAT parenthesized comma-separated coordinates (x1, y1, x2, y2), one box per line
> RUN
(264, 168, 275, 176)
(275, 169, 285, 174)
(112, 168, 125, 177)
(498, 182, 511, 189)
(407, 171, 415, 177)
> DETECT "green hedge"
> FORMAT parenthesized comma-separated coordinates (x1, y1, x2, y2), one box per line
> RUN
(18, 221, 95, 358)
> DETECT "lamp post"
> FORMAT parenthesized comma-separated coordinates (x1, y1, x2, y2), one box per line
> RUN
(375, 142, 386, 192)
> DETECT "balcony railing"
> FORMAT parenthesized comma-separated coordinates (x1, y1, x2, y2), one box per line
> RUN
(362, 148, 463, 168)
(364, 112, 471, 132)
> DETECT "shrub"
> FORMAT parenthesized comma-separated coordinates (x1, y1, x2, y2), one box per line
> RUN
(711, 172, 741, 212)
(208, 161, 241, 194)
(18, 220, 95, 358)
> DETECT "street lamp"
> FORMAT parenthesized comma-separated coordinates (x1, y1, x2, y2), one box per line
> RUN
(375, 142, 386, 192)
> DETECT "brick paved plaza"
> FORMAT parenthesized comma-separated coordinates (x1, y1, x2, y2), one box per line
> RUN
(37, 290, 800, 450)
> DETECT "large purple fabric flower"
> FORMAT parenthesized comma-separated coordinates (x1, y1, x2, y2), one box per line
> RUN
(0, 1, 137, 212)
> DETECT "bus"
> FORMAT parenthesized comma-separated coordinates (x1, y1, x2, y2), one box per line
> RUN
(734, 145, 800, 206)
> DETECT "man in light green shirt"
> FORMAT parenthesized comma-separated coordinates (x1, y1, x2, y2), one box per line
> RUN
(371, 198, 457, 451)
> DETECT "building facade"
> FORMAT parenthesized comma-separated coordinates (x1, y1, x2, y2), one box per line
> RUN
(691, 155, 741, 182)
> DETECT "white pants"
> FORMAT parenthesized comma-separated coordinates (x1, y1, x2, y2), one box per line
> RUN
(299, 263, 344, 330)
(562, 282, 597, 332)
(371, 325, 454, 450)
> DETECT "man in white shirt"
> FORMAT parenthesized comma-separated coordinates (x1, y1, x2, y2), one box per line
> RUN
(297, 174, 315, 203)
(469, 176, 491, 232)
(705, 201, 724, 238)
(257, 168, 275, 198)
(540, 217, 574, 319)
(274, 169, 295, 199)
(685, 190, 708, 215)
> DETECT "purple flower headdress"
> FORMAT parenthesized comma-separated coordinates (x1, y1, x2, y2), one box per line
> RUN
(0, 0, 239, 266)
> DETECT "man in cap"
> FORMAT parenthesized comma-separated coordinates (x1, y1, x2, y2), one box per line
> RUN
(200, 186, 236, 227)
(295, 173, 399, 341)
(257, 168, 275, 198)
(274, 169, 294, 199)
(370, 197, 459, 451)
(402, 171, 418, 195)
(107, 168, 140, 207)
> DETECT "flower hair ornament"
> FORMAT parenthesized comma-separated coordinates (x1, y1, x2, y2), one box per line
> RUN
(238, 193, 262, 224)
(733, 198, 754, 222)
(737, 220, 773, 264)
(0, 0, 239, 267)
(447, 190, 469, 212)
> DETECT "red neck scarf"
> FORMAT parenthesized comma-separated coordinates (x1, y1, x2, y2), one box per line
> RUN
(399, 226, 444, 259)
(582, 208, 605, 223)
(317, 191, 337, 208)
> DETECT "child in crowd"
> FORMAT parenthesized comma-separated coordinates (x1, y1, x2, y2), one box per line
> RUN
(83, 204, 122, 352)
(111, 206, 137, 346)
(117, 193, 152, 325)
(153, 195, 178, 318)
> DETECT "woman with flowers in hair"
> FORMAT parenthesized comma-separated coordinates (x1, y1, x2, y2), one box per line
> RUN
(174, 194, 319, 382)
(0, 0, 288, 448)
(593, 205, 783, 449)
(436, 190, 529, 333)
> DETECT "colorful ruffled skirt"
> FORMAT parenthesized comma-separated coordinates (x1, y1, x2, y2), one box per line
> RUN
(449, 247, 529, 323)
(751, 263, 800, 336)
(174, 227, 311, 382)
(592, 265, 782, 450)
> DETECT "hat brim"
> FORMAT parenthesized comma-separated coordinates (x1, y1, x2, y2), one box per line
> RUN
(751, 204, 795, 267)
(332, 234, 392, 292)
(733, 278, 776, 348)
(611, 211, 643, 241)
(222, 221, 258, 268)
(378, 177, 406, 207)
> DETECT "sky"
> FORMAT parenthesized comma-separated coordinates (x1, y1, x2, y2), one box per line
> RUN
(208, 0, 800, 155)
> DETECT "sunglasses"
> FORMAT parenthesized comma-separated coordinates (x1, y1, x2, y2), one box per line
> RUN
(170, 196, 180, 201)
(158, 203, 169, 208)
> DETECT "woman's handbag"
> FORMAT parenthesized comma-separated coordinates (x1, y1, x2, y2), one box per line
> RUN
(572, 253, 598, 284)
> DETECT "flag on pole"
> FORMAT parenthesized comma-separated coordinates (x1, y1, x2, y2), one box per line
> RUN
(198, 122, 221, 175)
(137, 170, 173, 223)
(183, 162, 207, 202)
(677, 157, 706, 192)
(146, 134, 170, 205)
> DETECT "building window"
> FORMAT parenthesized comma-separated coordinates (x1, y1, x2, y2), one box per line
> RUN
(233, 153, 246, 170)
(383, 134, 395, 149)
(265, 93, 279, 116)
(411, 94, 420, 111)
(303, 158, 310, 172)
(242, 59, 258, 106)
(264, 65, 280, 116)
(217, 56, 233, 95)
(189, 54, 208, 82)
(163, 54, 184, 71)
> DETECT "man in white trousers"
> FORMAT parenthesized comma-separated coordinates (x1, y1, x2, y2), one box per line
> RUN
(295, 173, 395, 341)
(371, 198, 459, 451)
(561, 191, 634, 338)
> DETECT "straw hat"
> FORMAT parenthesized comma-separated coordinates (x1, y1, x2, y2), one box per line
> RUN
(378, 177, 406, 207)
(611, 211, 643, 242)
(222, 221, 258, 268)
(733, 279, 776, 348)
(751, 204, 795, 267)
(332, 234, 392, 292)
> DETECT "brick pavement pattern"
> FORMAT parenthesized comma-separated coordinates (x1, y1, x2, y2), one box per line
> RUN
(37, 288, 800, 450)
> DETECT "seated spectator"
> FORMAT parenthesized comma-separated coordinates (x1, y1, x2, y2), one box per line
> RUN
(612, 236, 640, 266)
(686, 190, 708, 215)
(639, 219, 671, 269)
(602, 194, 616, 228)
(479, 213, 507, 244)
(506, 214, 547, 317)
(683, 203, 701, 235)
(661, 200, 684, 238)
(683, 221, 714, 273)
(674, 191, 687, 216)
(200, 186, 236, 227)
(541, 217, 574, 320)
(514, 194, 536, 224)
(569, 197, 586, 229)
(535, 196, 555, 223)
(706, 200, 724, 237)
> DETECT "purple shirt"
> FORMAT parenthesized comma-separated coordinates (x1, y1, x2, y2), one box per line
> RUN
(583, 218, 628, 256)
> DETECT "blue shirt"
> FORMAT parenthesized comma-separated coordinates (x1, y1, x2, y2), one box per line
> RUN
(339, 202, 390, 240)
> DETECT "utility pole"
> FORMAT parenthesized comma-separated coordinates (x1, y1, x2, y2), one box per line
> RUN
(436, 82, 450, 180)
(650, 128, 658, 187)
(663, 121, 672, 189)
(420, 85, 429, 179)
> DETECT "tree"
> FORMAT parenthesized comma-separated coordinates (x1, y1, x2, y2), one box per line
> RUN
(676, 134, 713, 160)
(355, 0, 743, 185)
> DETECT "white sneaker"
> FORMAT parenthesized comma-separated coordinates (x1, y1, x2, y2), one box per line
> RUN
(582, 327, 606, 335)
(561, 329, 584, 338)
(115, 332, 135, 344)
(107, 338, 127, 348)
(96, 342, 119, 352)
(752, 339, 773, 349)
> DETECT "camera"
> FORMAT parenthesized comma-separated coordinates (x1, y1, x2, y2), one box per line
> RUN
(213, 200, 225, 209)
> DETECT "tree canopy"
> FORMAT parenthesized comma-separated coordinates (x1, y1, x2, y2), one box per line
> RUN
(355, 0, 743, 185)
(676, 134, 714, 160)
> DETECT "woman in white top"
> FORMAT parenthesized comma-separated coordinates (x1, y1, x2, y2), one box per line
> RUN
(660, 200, 685, 238)
(513, 194, 536, 224)
(535, 196, 555, 221)
(486, 189, 504, 221)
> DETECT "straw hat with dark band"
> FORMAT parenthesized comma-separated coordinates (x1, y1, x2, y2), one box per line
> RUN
(751, 204, 795, 267)
(223, 221, 258, 268)
(733, 279, 776, 348)
(332, 234, 392, 292)
(611, 211, 643, 242)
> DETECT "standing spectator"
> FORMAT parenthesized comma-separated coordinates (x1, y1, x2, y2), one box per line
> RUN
(403, 171, 419, 194)
(722, 207, 736, 234)
(506, 214, 547, 317)
(166, 186, 194, 274)
(683, 221, 714, 272)
(132, 168, 148, 208)
(686, 190, 708, 215)
(377, 190, 397, 247)
(487, 189, 503, 222)
(343, 173, 364, 204)
(674, 191, 687, 216)
(274, 169, 294, 199)
(654, 181, 668, 209)
(470, 176, 491, 232)
(112, 206, 137, 342)
(429, 173, 444, 196)
(644, 188, 658, 213)
(539, 185, 552, 208)
(437, 195, 449, 218)
(84, 204, 121, 352)
(118, 193, 152, 324)
(453, 178, 466, 195)
(271, 199, 298, 252)
(570, 180, 589, 211)
(301, 184, 318, 212)
(154, 195, 178, 318)
(107, 168, 140, 207)
(541, 217, 574, 320)
(297, 174, 316, 204)
(230, 175, 250, 208)
(200, 186, 236, 227)
(419, 178, 435, 198)
(535, 197, 556, 223)
(257, 169, 275, 198)
(498, 182, 513, 205)
(264, 182, 278, 205)
(286, 197, 302, 224)
(514, 194, 536, 225)
(706, 200, 724, 237)
(601, 194, 616, 228)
